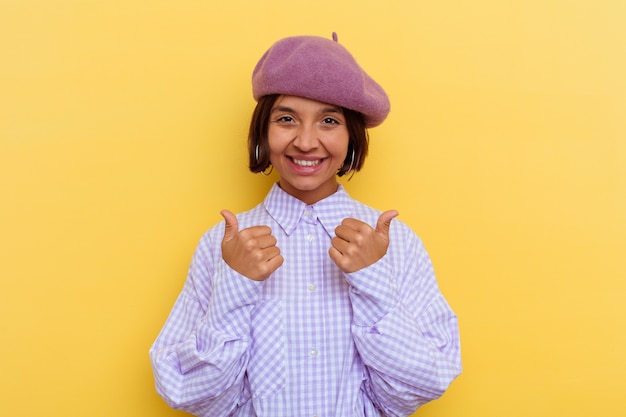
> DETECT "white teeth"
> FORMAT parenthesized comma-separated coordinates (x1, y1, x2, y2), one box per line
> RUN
(293, 158, 321, 167)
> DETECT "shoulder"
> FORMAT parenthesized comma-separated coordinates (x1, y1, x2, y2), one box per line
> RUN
(349, 197, 431, 266)
(351, 198, 415, 236)
(201, 202, 268, 243)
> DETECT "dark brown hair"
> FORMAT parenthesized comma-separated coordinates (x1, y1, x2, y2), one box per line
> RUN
(248, 94, 369, 177)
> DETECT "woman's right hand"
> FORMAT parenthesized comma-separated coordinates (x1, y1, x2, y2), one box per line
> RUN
(220, 210, 283, 281)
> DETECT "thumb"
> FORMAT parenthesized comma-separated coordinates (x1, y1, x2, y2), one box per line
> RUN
(375, 210, 399, 238)
(220, 209, 239, 242)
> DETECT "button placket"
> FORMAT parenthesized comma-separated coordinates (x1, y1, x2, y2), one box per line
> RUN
(303, 205, 319, 292)
(300, 205, 323, 370)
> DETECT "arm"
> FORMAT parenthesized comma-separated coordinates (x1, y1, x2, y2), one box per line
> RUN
(150, 211, 282, 416)
(331, 214, 461, 416)
(149, 230, 264, 416)
(347, 240, 460, 416)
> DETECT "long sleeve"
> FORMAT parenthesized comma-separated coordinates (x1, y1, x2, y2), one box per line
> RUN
(149, 230, 264, 416)
(150, 185, 460, 416)
(346, 224, 461, 416)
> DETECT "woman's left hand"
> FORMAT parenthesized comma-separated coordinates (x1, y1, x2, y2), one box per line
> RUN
(329, 210, 399, 273)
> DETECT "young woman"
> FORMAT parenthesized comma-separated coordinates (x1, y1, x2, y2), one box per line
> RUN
(150, 34, 461, 417)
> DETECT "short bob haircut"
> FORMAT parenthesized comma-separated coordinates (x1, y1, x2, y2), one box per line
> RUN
(248, 94, 369, 177)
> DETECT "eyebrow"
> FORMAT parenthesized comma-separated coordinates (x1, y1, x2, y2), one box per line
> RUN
(271, 105, 343, 115)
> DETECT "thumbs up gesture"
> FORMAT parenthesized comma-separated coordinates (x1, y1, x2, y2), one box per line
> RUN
(329, 210, 399, 273)
(220, 210, 284, 281)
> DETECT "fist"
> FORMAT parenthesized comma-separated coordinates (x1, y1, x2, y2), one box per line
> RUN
(220, 210, 283, 281)
(329, 210, 398, 273)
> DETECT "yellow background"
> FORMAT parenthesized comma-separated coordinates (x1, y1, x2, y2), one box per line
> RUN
(1, 1, 625, 416)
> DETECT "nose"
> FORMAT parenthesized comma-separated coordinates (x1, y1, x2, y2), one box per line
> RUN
(293, 124, 319, 152)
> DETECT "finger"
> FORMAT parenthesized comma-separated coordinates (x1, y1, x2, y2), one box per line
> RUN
(250, 245, 281, 263)
(220, 209, 239, 242)
(328, 246, 344, 267)
(334, 224, 356, 242)
(248, 252, 284, 282)
(330, 236, 350, 255)
(335, 220, 370, 243)
(254, 234, 278, 250)
(328, 246, 355, 273)
(238, 225, 273, 241)
(375, 210, 399, 237)
(264, 254, 284, 275)
(341, 217, 369, 231)
(263, 246, 282, 261)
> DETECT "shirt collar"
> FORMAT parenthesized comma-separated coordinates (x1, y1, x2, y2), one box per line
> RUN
(263, 183, 355, 237)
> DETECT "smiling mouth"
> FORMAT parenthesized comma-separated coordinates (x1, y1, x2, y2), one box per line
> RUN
(291, 158, 322, 167)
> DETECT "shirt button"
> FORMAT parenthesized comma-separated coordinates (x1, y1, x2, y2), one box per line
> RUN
(304, 209, 312, 217)
(308, 284, 317, 292)
(306, 234, 314, 242)
(310, 348, 318, 357)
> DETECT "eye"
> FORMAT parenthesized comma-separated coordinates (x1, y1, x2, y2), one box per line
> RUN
(275, 115, 294, 123)
(322, 117, 340, 125)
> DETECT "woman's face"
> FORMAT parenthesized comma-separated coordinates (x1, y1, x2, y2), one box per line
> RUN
(267, 95, 349, 205)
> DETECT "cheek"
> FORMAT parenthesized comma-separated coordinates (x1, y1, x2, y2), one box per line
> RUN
(267, 137, 289, 169)
(332, 134, 350, 159)
(266, 132, 284, 155)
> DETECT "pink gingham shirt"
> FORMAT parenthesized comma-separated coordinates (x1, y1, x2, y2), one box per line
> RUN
(150, 184, 461, 416)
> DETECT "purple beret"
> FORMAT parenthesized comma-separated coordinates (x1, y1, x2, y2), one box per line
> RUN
(252, 34, 390, 128)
